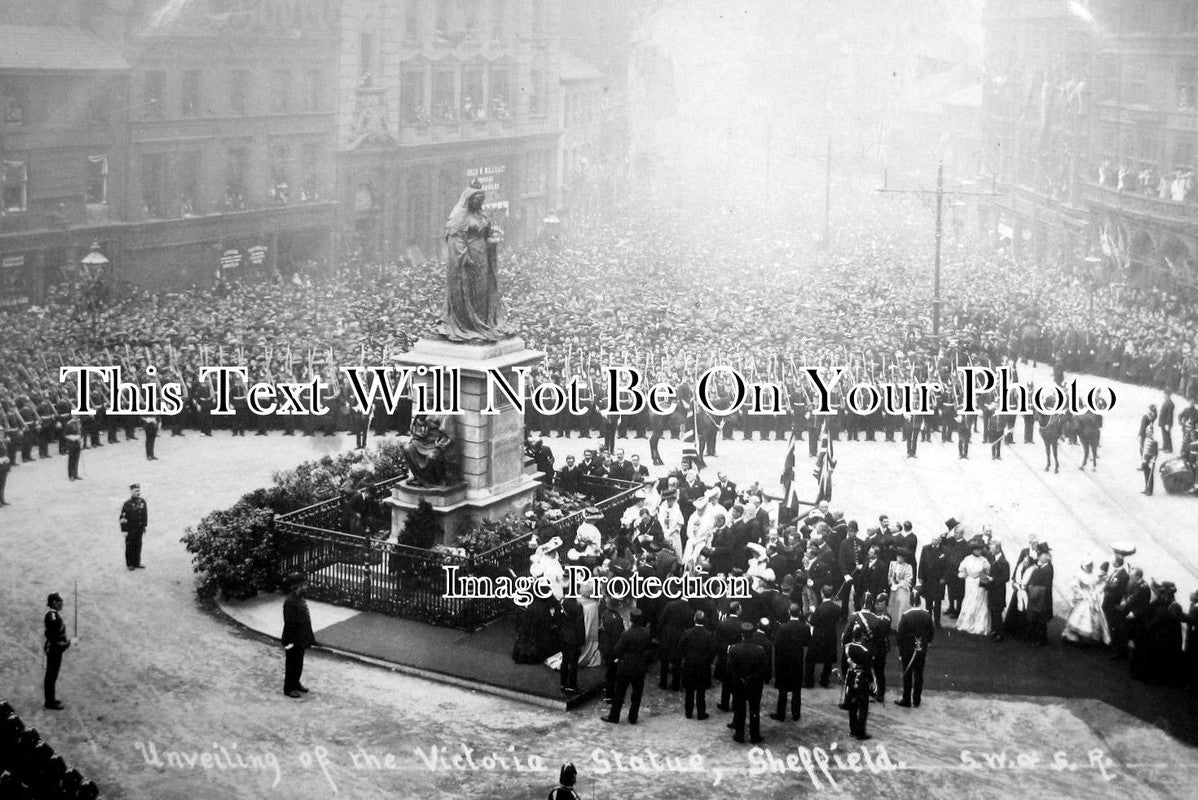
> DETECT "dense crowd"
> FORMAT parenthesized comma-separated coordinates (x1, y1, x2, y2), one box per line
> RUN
(512, 445, 1198, 743)
(4, 178, 1198, 500)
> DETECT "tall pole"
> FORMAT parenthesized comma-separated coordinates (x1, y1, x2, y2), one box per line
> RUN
(824, 136, 832, 244)
(933, 161, 944, 338)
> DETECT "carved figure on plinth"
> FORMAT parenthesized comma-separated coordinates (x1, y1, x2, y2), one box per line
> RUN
(403, 414, 460, 487)
(434, 179, 515, 342)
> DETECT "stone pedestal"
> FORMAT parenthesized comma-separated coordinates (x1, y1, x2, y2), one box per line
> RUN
(384, 336, 545, 544)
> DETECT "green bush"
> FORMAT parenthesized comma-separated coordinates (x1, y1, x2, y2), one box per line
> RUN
(181, 502, 279, 600)
(181, 439, 410, 599)
(398, 498, 443, 550)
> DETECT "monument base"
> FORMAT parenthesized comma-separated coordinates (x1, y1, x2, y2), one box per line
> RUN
(385, 476, 543, 545)
(387, 334, 547, 546)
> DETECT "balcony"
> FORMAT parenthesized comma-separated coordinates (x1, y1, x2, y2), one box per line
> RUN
(1084, 179, 1198, 225)
(398, 116, 517, 146)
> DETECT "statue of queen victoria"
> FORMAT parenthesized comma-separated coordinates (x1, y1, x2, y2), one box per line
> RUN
(434, 179, 516, 342)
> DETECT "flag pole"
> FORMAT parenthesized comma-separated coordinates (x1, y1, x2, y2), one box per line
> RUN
(73, 580, 78, 640)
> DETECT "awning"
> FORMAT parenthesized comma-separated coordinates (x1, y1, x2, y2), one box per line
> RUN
(0, 25, 130, 72)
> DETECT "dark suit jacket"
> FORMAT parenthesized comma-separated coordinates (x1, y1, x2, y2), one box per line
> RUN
(896, 607, 934, 652)
(658, 598, 694, 659)
(917, 543, 948, 598)
(716, 481, 738, 509)
(987, 556, 1010, 614)
(773, 619, 811, 690)
(1160, 398, 1175, 427)
(837, 538, 863, 580)
(809, 600, 841, 662)
(120, 497, 148, 533)
(678, 624, 716, 689)
(599, 607, 625, 660)
(282, 594, 316, 649)
(726, 640, 769, 688)
(559, 598, 586, 650)
(613, 624, 653, 677)
(859, 558, 889, 600)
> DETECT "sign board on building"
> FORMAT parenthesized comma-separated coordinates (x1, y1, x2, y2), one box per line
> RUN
(247, 244, 269, 266)
(220, 248, 244, 271)
(0, 254, 28, 306)
(465, 164, 509, 216)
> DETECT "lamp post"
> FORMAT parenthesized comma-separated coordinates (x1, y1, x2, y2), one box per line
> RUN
(79, 240, 109, 344)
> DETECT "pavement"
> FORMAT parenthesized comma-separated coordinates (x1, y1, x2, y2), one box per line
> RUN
(0, 362, 1196, 800)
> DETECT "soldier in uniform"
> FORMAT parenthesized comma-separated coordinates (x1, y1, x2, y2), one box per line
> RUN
(43, 592, 72, 710)
(120, 483, 149, 570)
(895, 591, 934, 707)
(35, 391, 56, 458)
(1140, 434, 1160, 495)
(843, 627, 874, 740)
(64, 416, 83, 480)
(18, 396, 39, 459)
(1039, 409, 1062, 472)
(726, 621, 768, 743)
(142, 413, 160, 460)
(678, 610, 716, 719)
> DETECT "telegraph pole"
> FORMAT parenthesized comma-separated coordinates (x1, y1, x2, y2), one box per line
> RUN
(878, 160, 999, 338)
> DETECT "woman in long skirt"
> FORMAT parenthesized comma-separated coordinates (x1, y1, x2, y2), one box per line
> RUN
(956, 539, 993, 636)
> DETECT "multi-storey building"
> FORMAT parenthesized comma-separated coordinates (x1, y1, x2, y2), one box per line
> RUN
(122, 0, 339, 289)
(0, 0, 339, 303)
(982, 0, 1198, 287)
(1082, 0, 1198, 285)
(337, 0, 563, 262)
(980, 0, 1094, 265)
(0, 1, 132, 305)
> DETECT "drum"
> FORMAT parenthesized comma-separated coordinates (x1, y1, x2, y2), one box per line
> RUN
(1159, 457, 1195, 495)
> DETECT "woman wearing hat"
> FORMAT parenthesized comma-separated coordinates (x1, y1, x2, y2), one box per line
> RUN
(955, 537, 992, 636)
(1063, 559, 1111, 646)
(887, 549, 914, 619)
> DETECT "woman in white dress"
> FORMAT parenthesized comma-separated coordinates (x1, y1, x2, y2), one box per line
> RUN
(956, 539, 992, 635)
(888, 549, 914, 619)
(1063, 560, 1111, 645)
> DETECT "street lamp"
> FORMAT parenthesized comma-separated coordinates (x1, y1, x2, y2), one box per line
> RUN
(79, 239, 109, 282)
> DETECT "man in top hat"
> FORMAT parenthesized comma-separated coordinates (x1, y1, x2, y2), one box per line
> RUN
(771, 603, 810, 722)
(918, 529, 949, 628)
(1024, 547, 1054, 647)
(1104, 543, 1135, 659)
(119, 483, 149, 570)
(726, 621, 769, 743)
(1160, 390, 1175, 453)
(843, 627, 874, 740)
(602, 607, 652, 724)
(558, 595, 586, 695)
(598, 597, 625, 702)
(44, 592, 73, 709)
(281, 573, 315, 697)
(805, 585, 841, 688)
(896, 590, 934, 708)
(678, 610, 716, 719)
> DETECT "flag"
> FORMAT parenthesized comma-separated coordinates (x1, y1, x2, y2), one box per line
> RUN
(812, 421, 836, 503)
(680, 381, 703, 468)
(780, 431, 798, 511)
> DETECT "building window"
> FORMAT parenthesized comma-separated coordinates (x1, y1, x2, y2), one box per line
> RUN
(436, 3, 449, 39)
(433, 70, 456, 122)
(4, 84, 26, 124)
(490, 68, 510, 118)
(270, 71, 291, 113)
(403, 70, 428, 123)
(2, 160, 27, 212)
(270, 143, 291, 204)
(143, 70, 165, 118)
(86, 155, 108, 205)
(304, 69, 322, 111)
(230, 70, 249, 115)
(182, 70, 200, 116)
(180, 150, 200, 215)
(526, 69, 544, 115)
(464, 0, 480, 38)
(405, 0, 420, 39)
(359, 33, 376, 87)
(462, 69, 484, 120)
(141, 153, 167, 217)
(1174, 134, 1194, 171)
(301, 143, 322, 201)
(225, 147, 249, 209)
